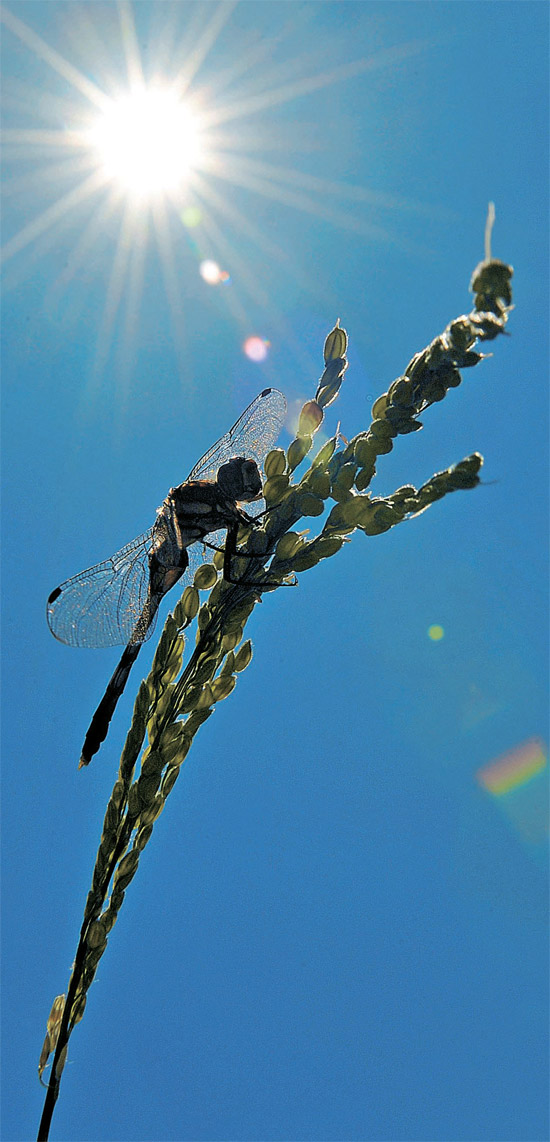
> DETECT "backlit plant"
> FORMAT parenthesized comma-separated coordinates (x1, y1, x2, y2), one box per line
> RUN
(38, 212, 513, 1141)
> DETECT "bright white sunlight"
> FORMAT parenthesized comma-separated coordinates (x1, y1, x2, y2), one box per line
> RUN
(0, 1, 429, 382)
(87, 87, 203, 198)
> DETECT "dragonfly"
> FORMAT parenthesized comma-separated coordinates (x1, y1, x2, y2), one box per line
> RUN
(47, 387, 286, 767)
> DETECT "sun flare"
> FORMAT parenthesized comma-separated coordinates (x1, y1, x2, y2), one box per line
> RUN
(87, 88, 203, 198)
(1, 0, 428, 385)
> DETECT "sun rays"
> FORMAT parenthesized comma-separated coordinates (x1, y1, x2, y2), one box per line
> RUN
(1, 1, 433, 388)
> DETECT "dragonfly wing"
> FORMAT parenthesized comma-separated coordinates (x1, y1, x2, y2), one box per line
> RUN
(48, 391, 286, 649)
(184, 532, 224, 584)
(187, 388, 286, 487)
(47, 528, 158, 648)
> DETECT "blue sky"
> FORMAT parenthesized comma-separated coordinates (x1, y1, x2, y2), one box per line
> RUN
(1, 3, 548, 1141)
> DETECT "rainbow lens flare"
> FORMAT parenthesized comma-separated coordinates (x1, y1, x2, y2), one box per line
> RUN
(476, 738, 548, 858)
(476, 738, 547, 796)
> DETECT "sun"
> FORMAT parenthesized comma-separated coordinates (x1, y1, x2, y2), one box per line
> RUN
(87, 87, 203, 199)
(1, 1, 430, 385)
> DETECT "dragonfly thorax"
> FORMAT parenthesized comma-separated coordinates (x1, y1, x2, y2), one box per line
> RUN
(217, 456, 262, 502)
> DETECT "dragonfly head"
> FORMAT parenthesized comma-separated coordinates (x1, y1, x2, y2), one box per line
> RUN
(217, 456, 263, 502)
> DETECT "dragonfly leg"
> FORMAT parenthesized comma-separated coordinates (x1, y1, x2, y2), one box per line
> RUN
(190, 530, 296, 589)
(223, 523, 296, 589)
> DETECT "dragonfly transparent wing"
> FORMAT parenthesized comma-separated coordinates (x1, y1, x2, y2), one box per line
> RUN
(188, 387, 286, 484)
(188, 386, 286, 523)
(46, 528, 160, 648)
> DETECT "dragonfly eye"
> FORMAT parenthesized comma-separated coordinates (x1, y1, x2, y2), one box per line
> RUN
(217, 457, 262, 501)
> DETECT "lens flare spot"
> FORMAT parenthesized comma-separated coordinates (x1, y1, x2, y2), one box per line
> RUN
(428, 624, 444, 641)
(243, 336, 270, 362)
(182, 206, 202, 228)
(199, 260, 229, 285)
(476, 738, 548, 856)
(477, 738, 547, 796)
